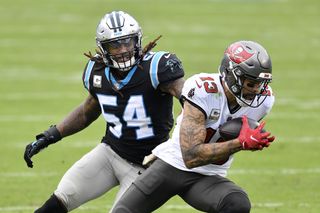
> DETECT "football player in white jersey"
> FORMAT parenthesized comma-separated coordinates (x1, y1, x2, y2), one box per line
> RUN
(112, 40, 275, 213)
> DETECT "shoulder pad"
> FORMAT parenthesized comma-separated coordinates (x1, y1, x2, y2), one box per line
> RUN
(148, 51, 184, 89)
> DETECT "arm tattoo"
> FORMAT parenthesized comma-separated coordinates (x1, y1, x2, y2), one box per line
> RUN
(57, 94, 101, 137)
(180, 102, 242, 169)
(180, 108, 207, 168)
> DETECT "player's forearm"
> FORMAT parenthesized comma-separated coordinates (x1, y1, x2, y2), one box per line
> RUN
(180, 115, 242, 168)
(182, 139, 242, 169)
(57, 107, 88, 137)
(56, 98, 101, 138)
(182, 143, 216, 169)
(209, 139, 242, 162)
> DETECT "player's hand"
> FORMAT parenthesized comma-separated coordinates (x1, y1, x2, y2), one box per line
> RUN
(23, 125, 62, 168)
(238, 116, 275, 150)
(24, 137, 50, 168)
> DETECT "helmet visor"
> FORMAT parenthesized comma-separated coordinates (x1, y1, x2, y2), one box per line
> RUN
(100, 35, 138, 64)
(99, 35, 140, 71)
(100, 35, 138, 53)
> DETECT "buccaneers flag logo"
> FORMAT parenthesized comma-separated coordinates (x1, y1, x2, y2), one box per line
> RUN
(226, 43, 254, 64)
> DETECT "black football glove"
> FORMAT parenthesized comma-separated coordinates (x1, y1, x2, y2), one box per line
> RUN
(24, 125, 62, 168)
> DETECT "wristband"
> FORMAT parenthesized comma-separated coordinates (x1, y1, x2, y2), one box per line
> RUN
(36, 125, 62, 144)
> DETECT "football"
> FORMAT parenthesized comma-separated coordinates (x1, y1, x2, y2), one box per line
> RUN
(219, 117, 263, 141)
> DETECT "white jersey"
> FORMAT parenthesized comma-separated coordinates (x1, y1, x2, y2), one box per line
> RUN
(153, 73, 274, 177)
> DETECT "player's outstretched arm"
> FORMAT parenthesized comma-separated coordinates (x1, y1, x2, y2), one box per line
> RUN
(56, 94, 101, 137)
(23, 94, 101, 168)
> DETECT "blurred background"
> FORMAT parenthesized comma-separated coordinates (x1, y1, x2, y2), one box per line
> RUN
(0, 0, 319, 212)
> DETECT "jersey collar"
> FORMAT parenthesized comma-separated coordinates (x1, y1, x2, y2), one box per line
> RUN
(104, 65, 138, 90)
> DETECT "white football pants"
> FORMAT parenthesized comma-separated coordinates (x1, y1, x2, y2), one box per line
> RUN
(54, 143, 145, 212)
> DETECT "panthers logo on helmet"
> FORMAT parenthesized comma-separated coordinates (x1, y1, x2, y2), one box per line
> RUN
(226, 43, 254, 64)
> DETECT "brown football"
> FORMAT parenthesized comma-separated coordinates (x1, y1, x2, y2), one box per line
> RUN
(219, 117, 264, 141)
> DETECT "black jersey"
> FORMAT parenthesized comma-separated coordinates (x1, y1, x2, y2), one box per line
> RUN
(82, 51, 184, 164)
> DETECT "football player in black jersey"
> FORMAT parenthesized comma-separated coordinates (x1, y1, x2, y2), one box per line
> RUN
(23, 11, 185, 213)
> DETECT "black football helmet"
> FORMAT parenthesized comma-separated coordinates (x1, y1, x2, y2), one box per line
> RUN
(219, 40, 272, 108)
(96, 11, 143, 71)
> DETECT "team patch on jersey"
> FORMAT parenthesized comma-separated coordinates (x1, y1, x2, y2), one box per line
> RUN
(188, 88, 195, 98)
(165, 58, 183, 73)
(93, 75, 102, 88)
(209, 108, 220, 120)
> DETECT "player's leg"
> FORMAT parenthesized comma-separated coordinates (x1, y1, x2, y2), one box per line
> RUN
(112, 159, 184, 213)
(35, 143, 119, 212)
(180, 175, 251, 213)
(107, 147, 146, 211)
(34, 194, 67, 213)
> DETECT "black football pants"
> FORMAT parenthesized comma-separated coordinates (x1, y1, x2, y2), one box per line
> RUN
(112, 159, 250, 213)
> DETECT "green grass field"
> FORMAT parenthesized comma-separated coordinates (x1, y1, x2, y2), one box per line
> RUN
(1, 0, 320, 212)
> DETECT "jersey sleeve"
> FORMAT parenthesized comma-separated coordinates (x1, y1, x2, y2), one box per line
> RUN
(181, 74, 215, 119)
(82, 59, 98, 99)
(149, 51, 184, 89)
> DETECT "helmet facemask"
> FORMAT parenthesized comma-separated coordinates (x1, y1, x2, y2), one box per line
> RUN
(98, 34, 141, 72)
(224, 66, 271, 108)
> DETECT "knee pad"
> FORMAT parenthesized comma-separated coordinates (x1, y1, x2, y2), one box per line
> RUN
(35, 194, 68, 213)
(217, 192, 251, 213)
